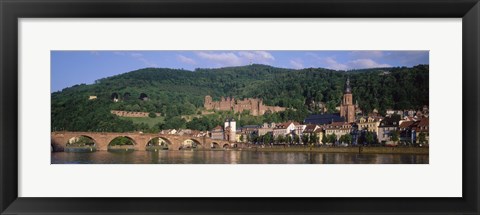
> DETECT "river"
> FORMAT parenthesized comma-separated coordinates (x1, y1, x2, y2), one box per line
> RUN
(51, 150, 428, 164)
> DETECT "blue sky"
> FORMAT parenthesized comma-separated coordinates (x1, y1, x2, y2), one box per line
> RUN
(51, 50, 428, 92)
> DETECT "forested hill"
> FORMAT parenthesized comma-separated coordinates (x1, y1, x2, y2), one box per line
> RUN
(51, 64, 429, 132)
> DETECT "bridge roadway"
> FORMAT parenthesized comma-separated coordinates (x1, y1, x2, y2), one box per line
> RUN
(51, 131, 232, 152)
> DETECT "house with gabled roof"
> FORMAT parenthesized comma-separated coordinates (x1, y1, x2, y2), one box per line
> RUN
(210, 125, 224, 140)
(324, 122, 351, 141)
(273, 121, 298, 138)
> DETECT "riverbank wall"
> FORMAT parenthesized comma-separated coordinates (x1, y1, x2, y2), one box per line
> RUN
(236, 146, 429, 155)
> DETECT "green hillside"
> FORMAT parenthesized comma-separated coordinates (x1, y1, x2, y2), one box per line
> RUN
(51, 64, 429, 132)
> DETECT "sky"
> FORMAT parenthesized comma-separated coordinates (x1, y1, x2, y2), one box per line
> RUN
(51, 50, 429, 92)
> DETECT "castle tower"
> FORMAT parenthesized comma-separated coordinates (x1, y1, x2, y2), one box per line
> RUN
(229, 118, 236, 142)
(340, 77, 355, 123)
(204, 95, 212, 109)
(224, 118, 230, 130)
(223, 118, 237, 142)
(257, 99, 264, 116)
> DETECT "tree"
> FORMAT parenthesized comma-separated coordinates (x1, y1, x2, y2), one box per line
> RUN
(365, 131, 374, 145)
(418, 132, 427, 145)
(286, 135, 292, 144)
(301, 134, 309, 145)
(321, 134, 327, 145)
(162, 117, 186, 129)
(328, 133, 337, 145)
(239, 134, 244, 142)
(276, 134, 285, 144)
(311, 133, 319, 145)
(131, 104, 141, 112)
(148, 112, 157, 118)
(390, 130, 400, 143)
(308, 133, 319, 145)
(110, 136, 134, 146)
(343, 134, 352, 145)
(263, 133, 272, 145)
(250, 133, 258, 144)
(339, 135, 345, 144)
(293, 135, 300, 144)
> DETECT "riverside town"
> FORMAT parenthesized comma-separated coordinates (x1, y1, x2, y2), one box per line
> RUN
(51, 51, 429, 164)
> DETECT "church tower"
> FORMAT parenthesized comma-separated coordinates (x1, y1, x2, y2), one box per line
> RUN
(340, 77, 355, 123)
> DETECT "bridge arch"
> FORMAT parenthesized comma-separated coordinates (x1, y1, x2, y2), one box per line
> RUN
(146, 136, 172, 150)
(108, 136, 136, 151)
(51, 139, 59, 152)
(179, 138, 203, 150)
(64, 135, 98, 152)
(59, 135, 98, 152)
(211, 142, 220, 149)
(66, 135, 97, 146)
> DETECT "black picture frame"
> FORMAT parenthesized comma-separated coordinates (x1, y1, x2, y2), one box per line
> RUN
(1, 0, 479, 214)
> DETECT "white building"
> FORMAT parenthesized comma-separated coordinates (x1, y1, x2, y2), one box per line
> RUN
(294, 124, 306, 136)
(273, 121, 298, 137)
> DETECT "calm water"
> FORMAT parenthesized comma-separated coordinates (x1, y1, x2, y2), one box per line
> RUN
(51, 150, 428, 164)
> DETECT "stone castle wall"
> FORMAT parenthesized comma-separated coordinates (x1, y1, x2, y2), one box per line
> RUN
(204, 95, 285, 116)
(111, 110, 161, 118)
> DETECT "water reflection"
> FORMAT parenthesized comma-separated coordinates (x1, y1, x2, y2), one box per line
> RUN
(51, 151, 429, 164)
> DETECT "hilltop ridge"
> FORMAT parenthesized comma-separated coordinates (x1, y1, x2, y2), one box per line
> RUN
(51, 64, 429, 132)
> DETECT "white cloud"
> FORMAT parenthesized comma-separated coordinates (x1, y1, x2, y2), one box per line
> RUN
(130, 52, 157, 67)
(237, 51, 255, 59)
(347, 58, 390, 69)
(256, 51, 275, 60)
(196, 52, 242, 66)
(196, 51, 275, 67)
(307, 52, 390, 70)
(289, 59, 304, 69)
(307, 53, 348, 70)
(177, 55, 196, 65)
(324, 57, 349, 70)
(238, 51, 275, 63)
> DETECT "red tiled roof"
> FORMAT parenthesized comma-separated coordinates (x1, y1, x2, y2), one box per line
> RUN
(276, 121, 296, 128)
(329, 122, 348, 127)
(399, 121, 414, 129)
(418, 117, 429, 127)
(304, 124, 318, 133)
(313, 128, 324, 133)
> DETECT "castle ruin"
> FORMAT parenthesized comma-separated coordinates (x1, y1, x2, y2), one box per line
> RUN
(204, 95, 285, 116)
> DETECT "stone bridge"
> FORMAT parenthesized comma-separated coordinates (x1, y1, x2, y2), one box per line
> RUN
(51, 131, 232, 152)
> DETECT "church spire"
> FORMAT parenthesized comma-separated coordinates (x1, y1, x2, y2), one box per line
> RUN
(344, 77, 351, 94)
